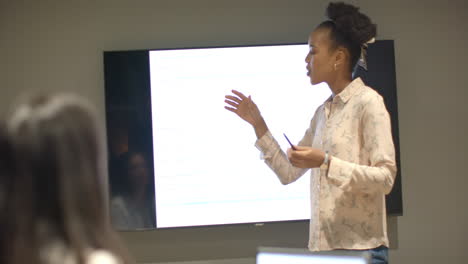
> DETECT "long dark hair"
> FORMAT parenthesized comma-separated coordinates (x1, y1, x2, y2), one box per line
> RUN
(3, 93, 133, 264)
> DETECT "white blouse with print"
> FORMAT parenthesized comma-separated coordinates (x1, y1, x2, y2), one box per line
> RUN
(255, 77, 397, 251)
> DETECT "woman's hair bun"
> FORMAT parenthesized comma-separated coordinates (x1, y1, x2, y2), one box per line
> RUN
(326, 2, 376, 45)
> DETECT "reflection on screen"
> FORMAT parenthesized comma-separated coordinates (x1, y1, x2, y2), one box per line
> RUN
(150, 44, 331, 228)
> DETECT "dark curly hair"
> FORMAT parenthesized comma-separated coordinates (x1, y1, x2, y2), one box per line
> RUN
(318, 2, 377, 72)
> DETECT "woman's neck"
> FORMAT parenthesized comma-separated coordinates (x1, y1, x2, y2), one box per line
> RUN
(328, 74, 353, 96)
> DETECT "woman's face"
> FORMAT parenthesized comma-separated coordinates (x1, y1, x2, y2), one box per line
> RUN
(305, 28, 336, 85)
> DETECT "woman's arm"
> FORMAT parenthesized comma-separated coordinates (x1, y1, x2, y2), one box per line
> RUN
(255, 126, 314, 185)
(225, 90, 318, 185)
(327, 96, 397, 194)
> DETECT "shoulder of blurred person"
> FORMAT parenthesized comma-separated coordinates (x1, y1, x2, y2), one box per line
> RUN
(41, 239, 122, 264)
(87, 250, 121, 264)
(110, 195, 131, 229)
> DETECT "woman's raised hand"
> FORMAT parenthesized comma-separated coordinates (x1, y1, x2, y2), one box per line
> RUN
(224, 90, 268, 138)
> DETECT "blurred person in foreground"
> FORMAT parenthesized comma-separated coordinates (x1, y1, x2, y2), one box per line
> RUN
(2, 93, 133, 264)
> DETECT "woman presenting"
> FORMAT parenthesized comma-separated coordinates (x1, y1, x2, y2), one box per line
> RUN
(224, 2, 396, 264)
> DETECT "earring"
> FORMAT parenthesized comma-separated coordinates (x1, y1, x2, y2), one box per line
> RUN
(334, 63, 337, 70)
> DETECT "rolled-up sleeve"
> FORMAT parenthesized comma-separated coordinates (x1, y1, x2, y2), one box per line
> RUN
(255, 113, 319, 185)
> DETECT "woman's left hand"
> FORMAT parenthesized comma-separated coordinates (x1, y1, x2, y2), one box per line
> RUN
(287, 146, 326, 168)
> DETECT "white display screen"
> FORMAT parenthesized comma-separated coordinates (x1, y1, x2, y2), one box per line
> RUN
(257, 251, 368, 264)
(149, 44, 331, 228)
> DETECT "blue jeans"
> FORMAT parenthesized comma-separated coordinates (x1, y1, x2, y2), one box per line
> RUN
(338, 246, 388, 264)
(365, 245, 389, 264)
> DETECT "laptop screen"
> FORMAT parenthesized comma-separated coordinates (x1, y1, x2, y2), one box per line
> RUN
(257, 247, 369, 264)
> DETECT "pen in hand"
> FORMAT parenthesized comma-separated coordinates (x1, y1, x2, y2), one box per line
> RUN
(283, 133, 297, 151)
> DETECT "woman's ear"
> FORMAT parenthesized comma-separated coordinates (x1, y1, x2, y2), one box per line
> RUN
(334, 47, 347, 71)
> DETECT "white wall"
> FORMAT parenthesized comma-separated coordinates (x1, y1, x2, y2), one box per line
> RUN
(1, 0, 467, 263)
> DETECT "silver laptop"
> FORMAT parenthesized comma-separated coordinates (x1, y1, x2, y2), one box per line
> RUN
(257, 247, 370, 264)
